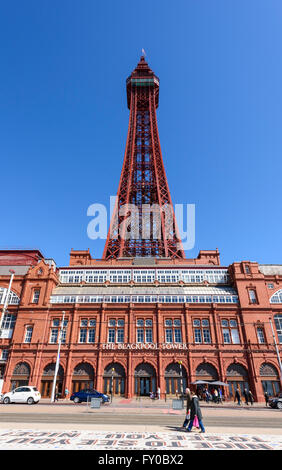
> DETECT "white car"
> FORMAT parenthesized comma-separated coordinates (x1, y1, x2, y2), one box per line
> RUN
(2, 386, 41, 405)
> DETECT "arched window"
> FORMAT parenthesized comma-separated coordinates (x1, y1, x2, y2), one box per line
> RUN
(270, 290, 282, 304)
(196, 363, 219, 381)
(0, 287, 20, 305)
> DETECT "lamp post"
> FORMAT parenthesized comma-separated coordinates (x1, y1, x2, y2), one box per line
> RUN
(51, 312, 65, 403)
(0, 269, 15, 338)
(178, 361, 184, 407)
(110, 367, 115, 403)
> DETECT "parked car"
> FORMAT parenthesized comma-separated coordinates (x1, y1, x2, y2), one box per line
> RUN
(2, 386, 41, 405)
(70, 389, 110, 404)
(269, 392, 282, 409)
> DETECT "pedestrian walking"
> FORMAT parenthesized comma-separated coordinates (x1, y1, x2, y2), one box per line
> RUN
(182, 388, 192, 428)
(234, 387, 241, 405)
(264, 391, 269, 407)
(243, 388, 249, 405)
(186, 392, 205, 433)
(248, 390, 254, 405)
(64, 388, 69, 400)
(218, 388, 223, 404)
(213, 388, 219, 403)
(157, 387, 161, 400)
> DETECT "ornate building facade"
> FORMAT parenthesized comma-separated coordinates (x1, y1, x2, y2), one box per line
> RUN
(0, 57, 281, 402)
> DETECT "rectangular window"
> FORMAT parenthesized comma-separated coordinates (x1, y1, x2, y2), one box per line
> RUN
(1, 313, 16, 330)
(231, 328, 240, 344)
(32, 289, 40, 304)
(165, 329, 173, 343)
(223, 329, 231, 344)
(145, 328, 153, 343)
(137, 329, 144, 343)
(117, 329, 124, 343)
(24, 326, 33, 343)
(249, 289, 258, 304)
(1, 350, 8, 361)
(174, 329, 182, 343)
(108, 329, 115, 343)
(257, 327, 265, 344)
(203, 329, 211, 343)
(50, 328, 59, 344)
(79, 328, 87, 343)
(194, 329, 202, 343)
(88, 328, 96, 343)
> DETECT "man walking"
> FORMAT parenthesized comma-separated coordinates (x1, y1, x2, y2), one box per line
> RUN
(186, 391, 205, 433)
(248, 390, 254, 405)
(234, 387, 241, 405)
(243, 388, 249, 405)
(264, 391, 269, 407)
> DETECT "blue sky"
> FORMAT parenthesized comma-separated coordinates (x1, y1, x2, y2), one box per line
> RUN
(0, 0, 281, 267)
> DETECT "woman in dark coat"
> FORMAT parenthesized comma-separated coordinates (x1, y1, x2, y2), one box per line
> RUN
(186, 392, 205, 433)
(182, 388, 192, 428)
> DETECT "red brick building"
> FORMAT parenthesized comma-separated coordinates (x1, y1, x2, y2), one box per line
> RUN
(0, 248, 281, 402)
(0, 57, 281, 402)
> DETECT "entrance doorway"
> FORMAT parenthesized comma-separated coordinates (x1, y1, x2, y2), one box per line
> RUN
(103, 363, 126, 397)
(40, 363, 64, 398)
(72, 362, 94, 394)
(226, 363, 249, 400)
(10, 362, 31, 391)
(165, 363, 187, 396)
(134, 363, 156, 397)
(260, 363, 280, 397)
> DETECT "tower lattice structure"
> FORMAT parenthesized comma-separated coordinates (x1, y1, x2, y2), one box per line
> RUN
(103, 56, 185, 260)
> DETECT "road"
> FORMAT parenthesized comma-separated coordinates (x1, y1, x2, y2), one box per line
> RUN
(0, 410, 281, 429)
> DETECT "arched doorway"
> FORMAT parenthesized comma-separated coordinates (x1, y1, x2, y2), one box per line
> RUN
(40, 363, 64, 398)
(134, 363, 156, 397)
(165, 363, 187, 396)
(226, 363, 249, 398)
(10, 362, 31, 390)
(195, 362, 219, 396)
(72, 363, 95, 394)
(196, 362, 219, 382)
(260, 363, 280, 397)
(103, 363, 125, 396)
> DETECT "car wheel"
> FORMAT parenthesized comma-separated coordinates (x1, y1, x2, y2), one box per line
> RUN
(3, 397, 10, 404)
(27, 397, 34, 405)
(277, 402, 282, 409)
(73, 397, 80, 403)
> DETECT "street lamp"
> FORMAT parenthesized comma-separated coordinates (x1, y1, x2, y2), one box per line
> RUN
(178, 361, 184, 407)
(51, 312, 66, 403)
(110, 367, 115, 403)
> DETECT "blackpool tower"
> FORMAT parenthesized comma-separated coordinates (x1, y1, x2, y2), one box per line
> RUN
(103, 55, 185, 260)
